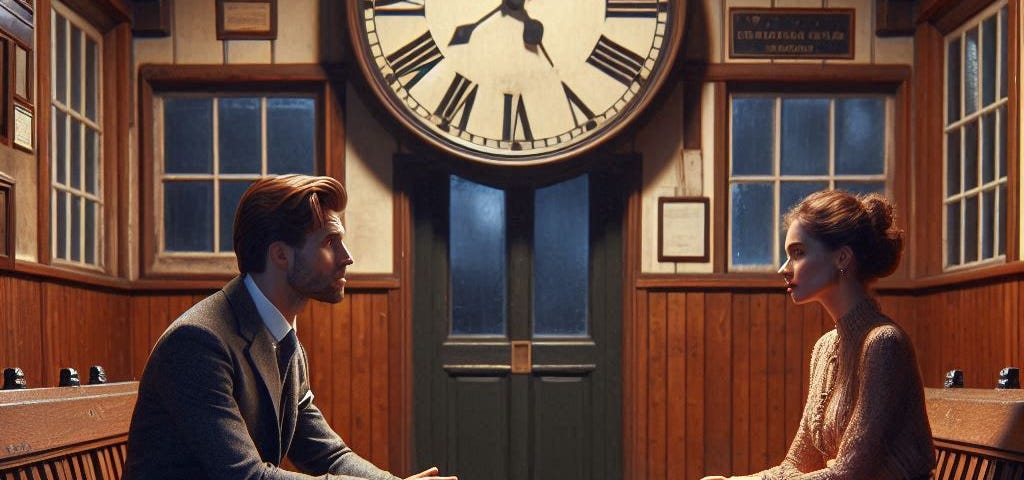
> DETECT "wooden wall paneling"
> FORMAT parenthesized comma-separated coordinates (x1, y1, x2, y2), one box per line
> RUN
(331, 291, 353, 449)
(129, 296, 148, 380)
(632, 288, 648, 480)
(1007, 0, 1020, 262)
(704, 292, 732, 475)
(350, 293, 372, 455)
(684, 292, 704, 479)
(0, 276, 44, 388)
(146, 296, 168, 355)
(305, 294, 334, 426)
(782, 298, 803, 444)
(370, 293, 389, 467)
(646, 292, 667, 479)
(748, 293, 769, 471)
(765, 293, 787, 464)
(666, 292, 686, 479)
(730, 293, 750, 475)
(386, 288, 406, 474)
(1012, 280, 1022, 368)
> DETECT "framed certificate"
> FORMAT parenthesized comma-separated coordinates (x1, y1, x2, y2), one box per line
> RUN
(216, 0, 276, 40)
(658, 197, 710, 263)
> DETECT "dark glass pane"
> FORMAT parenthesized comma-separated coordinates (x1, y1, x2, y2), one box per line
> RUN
(946, 202, 960, 266)
(730, 182, 773, 266)
(981, 112, 995, 184)
(964, 121, 978, 190)
(964, 195, 978, 263)
(85, 38, 98, 121)
(834, 181, 884, 196)
(164, 98, 213, 174)
(54, 109, 67, 186)
(731, 97, 774, 175)
(450, 175, 506, 335)
(533, 175, 588, 337)
(267, 98, 316, 174)
(779, 181, 828, 261)
(164, 181, 214, 252)
(780, 98, 829, 175)
(56, 191, 67, 260)
(55, 16, 66, 104)
(71, 26, 81, 113)
(219, 98, 261, 174)
(219, 180, 253, 252)
(835, 98, 885, 175)
(982, 17, 996, 106)
(998, 105, 1007, 178)
(85, 200, 96, 265)
(70, 119, 81, 190)
(982, 189, 994, 259)
(947, 39, 961, 124)
(71, 195, 81, 262)
(965, 28, 979, 115)
(1000, 6, 1008, 99)
(998, 184, 1006, 255)
(86, 128, 98, 195)
(946, 130, 960, 196)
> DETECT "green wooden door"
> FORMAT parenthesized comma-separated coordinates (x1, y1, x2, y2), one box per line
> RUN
(411, 168, 624, 480)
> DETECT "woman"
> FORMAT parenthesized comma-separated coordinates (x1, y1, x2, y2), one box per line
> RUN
(703, 190, 935, 480)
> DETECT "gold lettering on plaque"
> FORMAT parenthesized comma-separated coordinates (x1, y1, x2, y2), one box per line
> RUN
(223, 2, 271, 32)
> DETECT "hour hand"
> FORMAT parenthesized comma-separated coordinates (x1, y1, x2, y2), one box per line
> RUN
(449, 5, 502, 46)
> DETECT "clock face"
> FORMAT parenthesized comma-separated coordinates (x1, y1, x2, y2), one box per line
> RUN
(350, 0, 683, 165)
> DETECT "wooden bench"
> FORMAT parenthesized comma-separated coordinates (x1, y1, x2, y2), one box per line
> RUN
(0, 382, 138, 480)
(925, 387, 1024, 479)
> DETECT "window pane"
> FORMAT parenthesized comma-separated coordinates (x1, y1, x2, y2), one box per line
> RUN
(946, 202, 960, 265)
(534, 175, 588, 337)
(982, 189, 994, 259)
(780, 181, 828, 261)
(965, 28, 979, 115)
(56, 191, 67, 260)
(964, 121, 978, 190)
(71, 26, 81, 113)
(964, 195, 978, 263)
(219, 180, 253, 252)
(835, 98, 885, 175)
(85, 199, 96, 264)
(164, 181, 213, 252)
(780, 98, 829, 175)
(998, 105, 1006, 177)
(998, 184, 1006, 255)
(731, 97, 774, 175)
(982, 16, 996, 106)
(981, 112, 995, 184)
(946, 130, 960, 196)
(54, 16, 66, 104)
(1000, 6, 1007, 98)
(219, 98, 261, 174)
(731, 182, 773, 266)
(267, 98, 315, 174)
(71, 195, 81, 262)
(947, 39, 960, 124)
(164, 98, 213, 174)
(85, 37, 98, 121)
(70, 119, 81, 190)
(835, 181, 884, 196)
(86, 128, 98, 195)
(54, 109, 67, 186)
(450, 175, 506, 335)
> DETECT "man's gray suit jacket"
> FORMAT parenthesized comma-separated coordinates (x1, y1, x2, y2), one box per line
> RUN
(123, 276, 399, 480)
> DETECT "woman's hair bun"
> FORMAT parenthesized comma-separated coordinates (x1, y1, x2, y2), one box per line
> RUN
(858, 193, 904, 279)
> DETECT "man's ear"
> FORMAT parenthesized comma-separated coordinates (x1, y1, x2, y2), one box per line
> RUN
(266, 241, 293, 272)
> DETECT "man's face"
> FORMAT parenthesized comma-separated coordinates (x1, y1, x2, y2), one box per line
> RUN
(287, 212, 354, 303)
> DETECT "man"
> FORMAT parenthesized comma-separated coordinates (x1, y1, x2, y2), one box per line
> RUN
(125, 175, 455, 480)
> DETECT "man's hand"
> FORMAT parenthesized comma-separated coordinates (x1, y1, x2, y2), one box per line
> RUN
(406, 466, 457, 480)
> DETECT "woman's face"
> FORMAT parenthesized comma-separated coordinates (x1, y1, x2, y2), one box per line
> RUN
(777, 220, 839, 304)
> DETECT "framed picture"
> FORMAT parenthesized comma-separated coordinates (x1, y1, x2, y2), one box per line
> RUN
(0, 173, 14, 270)
(13, 104, 31, 152)
(658, 196, 710, 263)
(216, 0, 276, 40)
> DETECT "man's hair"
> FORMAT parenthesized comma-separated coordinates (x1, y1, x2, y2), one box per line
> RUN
(233, 174, 347, 273)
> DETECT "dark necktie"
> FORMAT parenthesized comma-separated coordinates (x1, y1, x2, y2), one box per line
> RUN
(277, 329, 297, 381)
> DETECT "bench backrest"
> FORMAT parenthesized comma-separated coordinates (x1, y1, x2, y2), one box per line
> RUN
(0, 382, 138, 480)
(925, 387, 1024, 480)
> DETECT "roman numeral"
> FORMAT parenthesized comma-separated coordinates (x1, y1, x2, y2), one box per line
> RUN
(586, 35, 645, 86)
(370, 0, 425, 16)
(562, 82, 596, 130)
(502, 93, 533, 143)
(606, 0, 667, 18)
(434, 73, 478, 131)
(386, 31, 443, 89)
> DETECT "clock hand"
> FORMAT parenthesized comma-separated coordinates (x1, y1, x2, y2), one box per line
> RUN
(449, 5, 502, 46)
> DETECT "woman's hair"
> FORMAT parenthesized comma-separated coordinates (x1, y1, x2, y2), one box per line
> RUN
(233, 174, 347, 273)
(783, 190, 904, 281)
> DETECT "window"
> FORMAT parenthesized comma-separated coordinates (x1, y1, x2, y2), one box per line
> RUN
(728, 94, 891, 271)
(50, 2, 102, 267)
(943, 1, 1009, 269)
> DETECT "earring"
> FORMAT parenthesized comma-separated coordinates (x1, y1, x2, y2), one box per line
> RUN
(839, 267, 848, 279)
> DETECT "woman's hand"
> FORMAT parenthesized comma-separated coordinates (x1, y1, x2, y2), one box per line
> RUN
(405, 466, 457, 480)
(700, 476, 728, 480)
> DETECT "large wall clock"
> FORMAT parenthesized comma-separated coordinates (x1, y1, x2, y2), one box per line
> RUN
(347, 0, 685, 166)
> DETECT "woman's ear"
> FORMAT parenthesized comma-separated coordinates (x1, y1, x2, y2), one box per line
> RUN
(834, 245, 854, 271)
(267, 241, 293, 271)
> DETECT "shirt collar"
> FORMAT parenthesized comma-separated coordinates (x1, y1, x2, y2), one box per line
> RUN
(243, 274, 295, 342)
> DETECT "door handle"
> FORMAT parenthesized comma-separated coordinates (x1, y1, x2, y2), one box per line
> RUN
(511, 340, 531, 374)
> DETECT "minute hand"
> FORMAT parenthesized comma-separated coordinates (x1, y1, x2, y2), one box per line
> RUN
(449, 5, 502, 46)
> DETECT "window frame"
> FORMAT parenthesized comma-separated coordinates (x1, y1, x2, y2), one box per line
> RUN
(138, 64, 345, 279)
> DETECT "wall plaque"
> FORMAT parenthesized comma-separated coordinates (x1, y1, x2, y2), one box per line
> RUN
(216, 0, 276, 40)
(658, 197, 710, 263)
(730, 8, 854, 59)
(13, 104, 31, 152)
